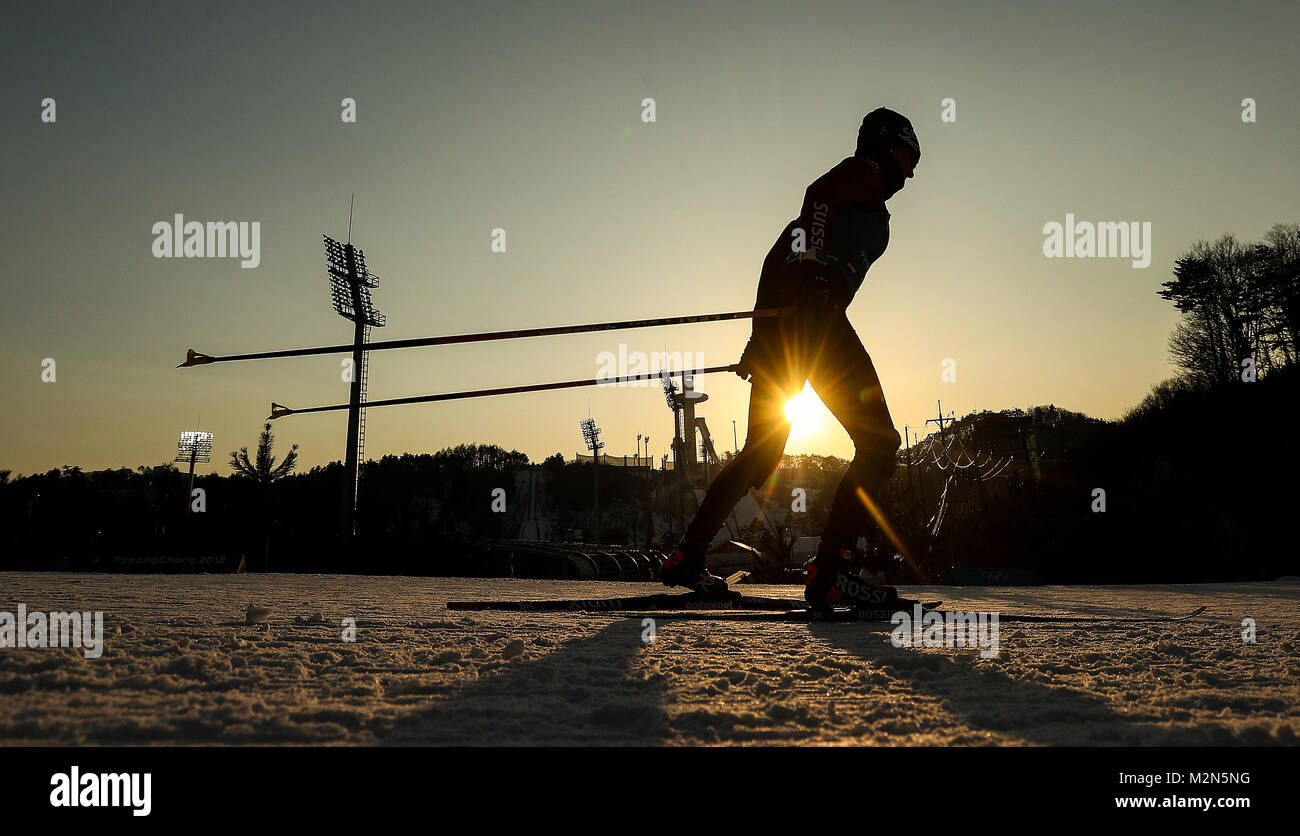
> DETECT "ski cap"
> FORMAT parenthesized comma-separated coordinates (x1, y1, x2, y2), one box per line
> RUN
(857, 108, 920, 163)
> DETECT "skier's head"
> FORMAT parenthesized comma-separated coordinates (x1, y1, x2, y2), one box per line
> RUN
(856, 108, 919, 191)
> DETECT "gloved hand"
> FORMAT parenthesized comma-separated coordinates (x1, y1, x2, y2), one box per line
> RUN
(735, 336, 759, 381)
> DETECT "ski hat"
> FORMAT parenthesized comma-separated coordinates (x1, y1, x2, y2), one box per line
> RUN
(856, 108, 920, 163)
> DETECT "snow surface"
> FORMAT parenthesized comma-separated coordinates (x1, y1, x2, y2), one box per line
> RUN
(1, 573, 1297, 746)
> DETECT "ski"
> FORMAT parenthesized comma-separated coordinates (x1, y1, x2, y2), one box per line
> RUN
(448, 593, 942, 614)
(448, 593, 1206, 624)
(446, 592, 806, 612)
(597, 605, 1209, 624)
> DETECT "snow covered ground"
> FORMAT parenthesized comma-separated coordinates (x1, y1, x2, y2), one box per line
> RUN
(1, 572, 1297, 746)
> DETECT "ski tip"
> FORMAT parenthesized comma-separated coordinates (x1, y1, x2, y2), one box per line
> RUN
(446, 602, 488, 611)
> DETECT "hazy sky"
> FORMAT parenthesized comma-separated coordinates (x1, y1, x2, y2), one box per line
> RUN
(2, 0, 1297, 476)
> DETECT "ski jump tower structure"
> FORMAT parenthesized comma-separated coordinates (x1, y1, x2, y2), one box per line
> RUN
(662, 371, 726, 483)
(324, 235, 385, 536)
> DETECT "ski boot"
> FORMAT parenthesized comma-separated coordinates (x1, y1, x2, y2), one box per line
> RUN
(660, 543, 737, 600)
(804, 548, 916, 612)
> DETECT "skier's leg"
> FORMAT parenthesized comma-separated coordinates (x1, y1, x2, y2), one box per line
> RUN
(810, 313, 902, 557)
(661, 276, 805, 592)
(679, 374, 793, 557)
(802, 314, 906, 609)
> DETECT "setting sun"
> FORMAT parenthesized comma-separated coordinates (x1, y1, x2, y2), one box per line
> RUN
(784, 385, 826, 436)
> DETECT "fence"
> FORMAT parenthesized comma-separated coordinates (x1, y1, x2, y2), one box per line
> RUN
(573, 453, 656, 468)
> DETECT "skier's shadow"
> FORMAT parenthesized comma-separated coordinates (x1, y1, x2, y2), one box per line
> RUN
(380, 619, 668, 745)
(809, 621, 1201, 745)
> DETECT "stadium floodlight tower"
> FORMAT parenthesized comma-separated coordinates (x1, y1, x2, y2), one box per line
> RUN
(579, 417, 604, 542)
(174, 431, 213, 513)
(324, 234, 386, 536)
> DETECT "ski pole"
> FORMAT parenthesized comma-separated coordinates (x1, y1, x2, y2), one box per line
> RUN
(180, 308, 785, 367)
(268, 364, 740, 419)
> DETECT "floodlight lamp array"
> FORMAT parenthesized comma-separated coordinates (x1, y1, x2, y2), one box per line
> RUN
(324, 235, 386, 327)
(175, 431, 214, 463)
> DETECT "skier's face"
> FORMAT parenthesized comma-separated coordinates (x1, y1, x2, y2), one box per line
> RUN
(885, 142, 918, 184)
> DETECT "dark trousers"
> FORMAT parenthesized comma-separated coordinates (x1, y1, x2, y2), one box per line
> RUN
(682, 306, 901, 559)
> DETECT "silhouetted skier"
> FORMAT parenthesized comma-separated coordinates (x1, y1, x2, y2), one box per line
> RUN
(660, 108, 920, 610)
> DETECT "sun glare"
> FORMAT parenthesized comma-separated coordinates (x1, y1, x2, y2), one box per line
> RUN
(783, 386, 825, 435)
